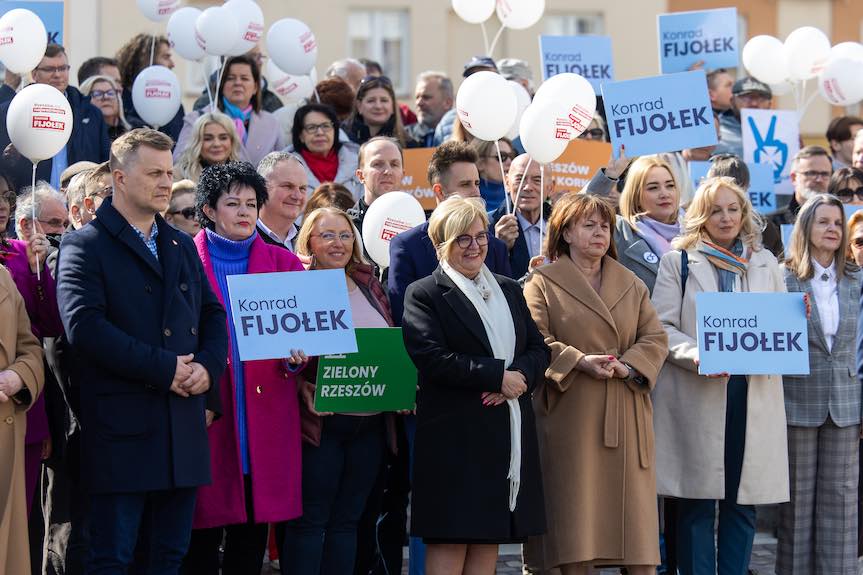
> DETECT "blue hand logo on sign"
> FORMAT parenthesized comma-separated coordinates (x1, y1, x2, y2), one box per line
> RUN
(747, 115, 788, 185)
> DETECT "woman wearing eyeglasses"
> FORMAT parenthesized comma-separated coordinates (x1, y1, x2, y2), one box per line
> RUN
(343, 76, 407, 147)
(470, 137, 515, 211)
(80, 75, 130, 142)
(174, 113, 242, 184)
(281, 206, 397, 574)
(287, 103, 362, 201)
(829, 167, 863, 207)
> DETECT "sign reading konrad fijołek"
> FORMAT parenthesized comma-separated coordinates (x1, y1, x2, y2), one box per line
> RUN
(695, 292, 809, 376)
(315, 328, 417, 412)
(657, 8, 738, 74)
(539, 35, 614, 94)
(227, 269, 357, 361)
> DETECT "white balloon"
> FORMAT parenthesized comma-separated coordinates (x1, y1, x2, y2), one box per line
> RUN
(224, 0, 265, 57)
(361, 192, 425, 269)
(831, 42, 863, 64)
(496, 0, 545, 30)
(506, 81, 532, 140)
(136, 0, 179, 22)
(768, 80, 793, 96)
(7, 84, 72, 163)
(267, 19, 318, 76)
(818, 57, 863, 107)
(783, 26, 831, 81)
(532, 73, 597, 139)
(132, 66, 182, 128)
(519, 100, 570, 164)
(195, 6, 239, 57)
(452, 0, 495, 24)
(167, 7, 205, 62)
(742, 35, 789, 86)
(266, 59, 314, 103)
(456, 71, 517, 141)
(0, 9, 47, 74)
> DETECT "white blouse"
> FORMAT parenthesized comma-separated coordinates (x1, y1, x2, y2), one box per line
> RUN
(811, 258, 839, 351)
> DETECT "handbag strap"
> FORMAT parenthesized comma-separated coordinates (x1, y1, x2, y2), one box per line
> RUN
(680, 249, 689, 298)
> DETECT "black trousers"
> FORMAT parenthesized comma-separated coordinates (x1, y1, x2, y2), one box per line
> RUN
(182, 475, 268, 575)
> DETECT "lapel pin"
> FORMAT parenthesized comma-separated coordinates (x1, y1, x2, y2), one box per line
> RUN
(643, 252, 658, 264)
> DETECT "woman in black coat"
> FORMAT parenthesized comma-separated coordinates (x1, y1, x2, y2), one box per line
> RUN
(401, 196, 549, 575)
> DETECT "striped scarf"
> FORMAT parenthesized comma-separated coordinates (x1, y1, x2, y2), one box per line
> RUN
(699, 239, 748, 292)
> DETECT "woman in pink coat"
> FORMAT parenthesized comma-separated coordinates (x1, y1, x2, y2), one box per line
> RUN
(184, 162, 306, 574)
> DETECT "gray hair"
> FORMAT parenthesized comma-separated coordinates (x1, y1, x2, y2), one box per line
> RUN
(325, 58, 364, 81)
(15, 182, 66, 236)
(417, 71, 454, 100)
(256, 151, 304, 181)
(65, 170, 93, 209)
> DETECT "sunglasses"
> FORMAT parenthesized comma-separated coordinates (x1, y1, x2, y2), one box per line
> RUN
(485, 152, 517, 162)
(581, 128, 606, 139)
(170, 207, 196, 220)
(835, 188, 863, 203)
(853, 237, 863, 248)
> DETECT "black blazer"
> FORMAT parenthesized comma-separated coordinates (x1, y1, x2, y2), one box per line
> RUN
(56, 197, 228, 494)
(402, 267, 548, 541)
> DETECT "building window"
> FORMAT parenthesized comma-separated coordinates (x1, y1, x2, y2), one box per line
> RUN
(544, 13, 604, 36)
(348, 9, 410, 96)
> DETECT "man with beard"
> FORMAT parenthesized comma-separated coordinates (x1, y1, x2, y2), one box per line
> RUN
(407, 72, 454, 148)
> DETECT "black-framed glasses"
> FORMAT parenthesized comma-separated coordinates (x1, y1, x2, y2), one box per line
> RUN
(835, 188, 863, 203)
(454, 232, 489, 249)
(91, 89, 118, 100)
(303, 122, 335, 134)
(313, 231, 354, 243)
(38, 217, 69, 228)
(580, 128, 606, 139)
(486, 152, 516, 162)
(170, 207, 196, 220)
(799, 170, 832, 180)
(35, 65, 70, 75)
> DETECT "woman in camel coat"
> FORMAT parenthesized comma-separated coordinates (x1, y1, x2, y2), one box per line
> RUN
(0, 265, 45, 575)
(523, 193, 668, 574)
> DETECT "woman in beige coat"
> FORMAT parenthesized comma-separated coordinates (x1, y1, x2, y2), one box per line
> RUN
(523, 193, 668, 574)
(651, 177, 789, 575)
(0, 265, 44, 575)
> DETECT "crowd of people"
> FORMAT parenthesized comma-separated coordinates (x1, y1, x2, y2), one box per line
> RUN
(1, 23, 863, 575)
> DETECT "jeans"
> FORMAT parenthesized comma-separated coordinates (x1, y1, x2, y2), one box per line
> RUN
(280, 414, 385, 575)
(677, 375, 757, 575)
(405, 415, 425, 575)
(86, 488, 197, 575)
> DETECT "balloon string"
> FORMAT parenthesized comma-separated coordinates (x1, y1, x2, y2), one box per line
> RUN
(32, 163, 40, 281)
(214, 58, 226, 111)
(511, 157, 533, 215)
(539, 164, 545, 258)
(480, 21, 490, 55)
(149, 33, 156, 67)
(313, 88, 320, 103)
(799, 89, 820, 120)
(488, 23, 506, 56)
(495, 140, 511, 214)
(204, 58, 214, 111)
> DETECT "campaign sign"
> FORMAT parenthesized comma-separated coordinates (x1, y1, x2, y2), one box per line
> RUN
(539, 35, 614, 93)
(601, 70, 716, 157)
(0, 1, 64, 45)
(226, 269, 357, 361)
(742, 109, 800, 196)
(695, 292, 809, 375)
(400, 147, 436, 211)
(548, 139, 612, 194)
(781, 224, 794, 248)
(315, 328, 417, 412)
(689, 160, 712, 188)
(657, 8, 738, 74)
(747, 162, 776, 214)
(844, 204, 863, 220)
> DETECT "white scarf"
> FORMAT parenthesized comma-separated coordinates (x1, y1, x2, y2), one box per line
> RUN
(441, 260, 522, 511)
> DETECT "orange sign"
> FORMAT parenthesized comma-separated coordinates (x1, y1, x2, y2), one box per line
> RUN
(399, 147, 437, 210)
(548, 139, 612, 195)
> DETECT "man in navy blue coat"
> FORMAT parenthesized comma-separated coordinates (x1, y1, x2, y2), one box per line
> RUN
(0, 44, 110, 191)
(56, 129, 227, 573)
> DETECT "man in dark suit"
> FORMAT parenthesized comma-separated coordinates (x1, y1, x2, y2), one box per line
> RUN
(0, 44, 110, 191)
(56, 129, 228, 573)
(256, 151, 308, 252)
(489, 153, 553, 280)
(388, 141, 511, 325)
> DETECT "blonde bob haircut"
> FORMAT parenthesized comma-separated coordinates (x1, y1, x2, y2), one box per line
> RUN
(174, 112, 242, 182)
(673, 176, 762, 251)
(846, 209, 863, 261)
(787, 194, 852, 280)
(428, 196, 489, 262)
(619, 156, 679, 227)
(295, 207, 367, 274)
(546, 192, 617, 262)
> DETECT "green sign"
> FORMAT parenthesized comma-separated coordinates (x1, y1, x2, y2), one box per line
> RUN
(315, 328, 417, 412)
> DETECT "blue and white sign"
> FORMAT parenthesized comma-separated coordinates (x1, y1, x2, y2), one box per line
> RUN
(747, 162, 776, 214)
(696, 292, 809, 376)
(657, 8, 738, 74)
(781, 223, 794, 248)
(742, 109, 800, 196)
(602, 70, 716, 157)
(0, 1, 64, 45)
(227, 269, 357, 361)
(844, 204, 863, 220)
(689, 160, 712, 188)
(539, 35, 614, 94)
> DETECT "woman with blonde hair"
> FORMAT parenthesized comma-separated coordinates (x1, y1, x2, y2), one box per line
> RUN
(79, 74, 130, 141)
(173, 113, 242, 183)
(651, 176, 789, 575)
(777, 193, 861, 575)
(847, 209, 863, 265)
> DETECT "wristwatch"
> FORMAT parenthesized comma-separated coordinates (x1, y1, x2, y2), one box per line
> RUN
(621, 362, 647, 386)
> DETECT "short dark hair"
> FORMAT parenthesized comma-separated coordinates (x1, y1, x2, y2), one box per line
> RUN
(78, 56, 119, 85)
(115, 34, 170, 91)
(826, 116, 863, 144)
(708, 154, 751, 190)
(427, 141, 478, 186)
(829, 167, 863, 195)
(44, 44, 66, 59)
(359, 58, 383, 76)
(793, 145, 832, 169)
(314, 78, 355, 120)
(195, 162, 269, 230)
(357, 136, 403, 168)
(292, 103, 340, 153)
(218, 55, 262, 113)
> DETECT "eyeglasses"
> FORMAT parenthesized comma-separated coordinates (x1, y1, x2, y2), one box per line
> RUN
(485, 152, 517, 162)
(303, 122, 335, 134)
(313, 231, 355, 243)
(834, 188, 863, 203)
(454, 232, 489, 249)
(169, 207, 197, 220)
(580, 128, 606, 139)
(35, 65, 70, 75)
(853, 237, 863, 248)
(798, 170, 832, 180)
(91, 89, 118, 100)
(38, 217, 69, 228)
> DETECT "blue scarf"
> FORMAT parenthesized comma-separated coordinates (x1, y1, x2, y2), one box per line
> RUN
(221, 97, 252, 144)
